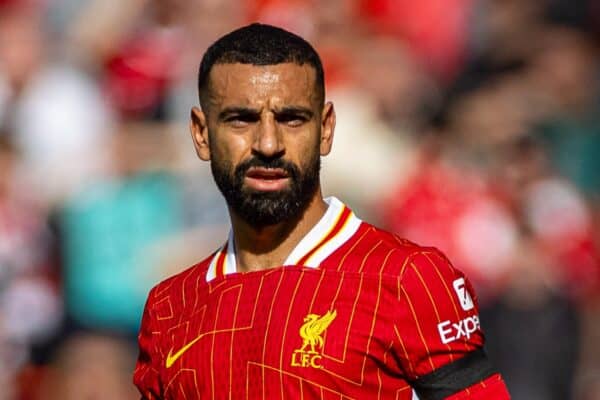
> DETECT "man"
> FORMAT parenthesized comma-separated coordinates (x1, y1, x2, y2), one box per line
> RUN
(134, 23, 510, 399)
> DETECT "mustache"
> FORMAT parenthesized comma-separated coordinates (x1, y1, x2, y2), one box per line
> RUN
(234, 156, 300, 178)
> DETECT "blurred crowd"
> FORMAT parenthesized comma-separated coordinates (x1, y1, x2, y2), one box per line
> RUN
(0, 0, 598, 399)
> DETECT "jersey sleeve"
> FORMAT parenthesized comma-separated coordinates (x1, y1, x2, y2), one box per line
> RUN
(133, 287, 164, 399)
(393, 249, 510, 399)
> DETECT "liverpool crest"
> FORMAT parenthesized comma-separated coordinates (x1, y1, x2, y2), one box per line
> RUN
(291, 310, 337, 368)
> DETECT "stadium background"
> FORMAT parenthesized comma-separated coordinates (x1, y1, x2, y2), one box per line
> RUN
(0, 0, 598, 398)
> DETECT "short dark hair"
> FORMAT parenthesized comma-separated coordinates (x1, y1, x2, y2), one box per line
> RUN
(198, 23, 325, 109)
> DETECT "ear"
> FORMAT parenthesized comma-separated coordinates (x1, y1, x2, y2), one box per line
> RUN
(190, 106, 211, 161)
(319, 101, 335, 156)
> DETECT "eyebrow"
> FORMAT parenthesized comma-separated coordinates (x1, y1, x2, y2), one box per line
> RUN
(217, 106, 315, 121)
(273, 106, 314, 119)
(218, 107, 260, 121)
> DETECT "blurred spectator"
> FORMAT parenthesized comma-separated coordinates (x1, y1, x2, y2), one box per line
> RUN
(246, 0, 316, 39)
(102, 27, 186, 120)
(68, 0, 187, 120)
(0, 133, 60, 396)
(358, 0, 475, 81)
(321, 36, 424, 222)
(493, 134, 600, 300)
(378, 132, 519, 297)
(56, 124, 183, 334)
(481, 239, 580, 400)
(527, 27, 600, 197)
(70, 0, 245, 122)
(36, 333, 139, 400)
(522, 177, 599, 298)
(0, 4, 115, 205)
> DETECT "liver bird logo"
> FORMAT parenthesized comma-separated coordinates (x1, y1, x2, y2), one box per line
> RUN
(298, 310, 337, 353)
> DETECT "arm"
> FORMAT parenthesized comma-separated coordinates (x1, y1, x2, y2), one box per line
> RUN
(133, 287, 164, 399)
(394, 249, 510, 399)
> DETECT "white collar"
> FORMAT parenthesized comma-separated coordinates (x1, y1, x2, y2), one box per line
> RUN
(206, 197, 361, 281)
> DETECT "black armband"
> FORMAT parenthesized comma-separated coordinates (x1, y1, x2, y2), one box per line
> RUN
(410, 349, 497, 400)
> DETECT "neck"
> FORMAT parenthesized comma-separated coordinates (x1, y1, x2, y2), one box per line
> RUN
(229, 190, 328, 272)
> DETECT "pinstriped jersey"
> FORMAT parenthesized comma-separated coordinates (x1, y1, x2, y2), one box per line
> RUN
(134, 197, 510, 399)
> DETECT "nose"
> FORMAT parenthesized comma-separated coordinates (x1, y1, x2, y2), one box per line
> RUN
(252, 113, 284, 158)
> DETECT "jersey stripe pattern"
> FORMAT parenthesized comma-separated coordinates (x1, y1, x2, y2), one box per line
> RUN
(134, 198, 510, 399)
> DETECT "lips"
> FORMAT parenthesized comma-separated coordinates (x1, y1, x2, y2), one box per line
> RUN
(246, 167, 289, 180)
(244, 167, 290, 191)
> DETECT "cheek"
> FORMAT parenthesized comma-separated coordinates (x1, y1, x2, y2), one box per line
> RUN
(288, 130, 321, 167)
(298, 125, 321, 152)
(210, 130, 253, 162)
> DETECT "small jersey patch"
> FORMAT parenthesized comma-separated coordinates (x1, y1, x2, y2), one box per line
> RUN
(452, 278, 474, 311)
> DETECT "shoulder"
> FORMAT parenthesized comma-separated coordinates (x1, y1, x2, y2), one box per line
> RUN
(332, 222, 459, 279)
(144, 254, 214, 314)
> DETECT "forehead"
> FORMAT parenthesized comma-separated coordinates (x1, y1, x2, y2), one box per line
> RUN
(206, 62, 319, 108)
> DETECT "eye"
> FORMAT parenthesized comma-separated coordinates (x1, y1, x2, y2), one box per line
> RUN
(228, 118, 248, 128)
(277, 114, 307, 127)
(225, 115, 257, 128)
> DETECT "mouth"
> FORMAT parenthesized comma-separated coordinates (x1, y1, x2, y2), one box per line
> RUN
(244, 167, 290, 191)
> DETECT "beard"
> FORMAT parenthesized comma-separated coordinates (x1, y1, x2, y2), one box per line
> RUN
(211, 150, 321, 228)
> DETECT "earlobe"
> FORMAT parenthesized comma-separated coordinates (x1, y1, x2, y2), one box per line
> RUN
(190, 107, 211, 161)
(320, 102, 335, 156)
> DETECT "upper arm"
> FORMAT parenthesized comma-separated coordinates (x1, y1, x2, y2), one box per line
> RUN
(133, 287, 164, 399)
(393, 249, 510, 399)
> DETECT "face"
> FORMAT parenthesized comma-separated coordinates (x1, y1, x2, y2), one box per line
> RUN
(190, 62, 335, 227)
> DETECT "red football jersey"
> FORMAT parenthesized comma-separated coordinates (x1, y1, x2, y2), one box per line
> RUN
(134, 197, 510, 399)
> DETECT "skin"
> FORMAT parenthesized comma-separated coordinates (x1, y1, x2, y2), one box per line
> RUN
(190, 62, 336, 272)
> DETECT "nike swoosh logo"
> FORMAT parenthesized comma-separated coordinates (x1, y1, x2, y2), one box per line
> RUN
(166, 334, 204, 368)
(165, 327, 245, 368)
